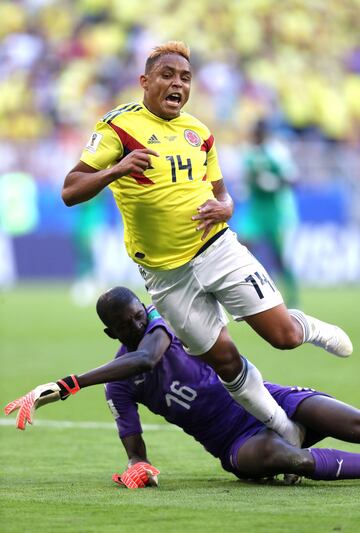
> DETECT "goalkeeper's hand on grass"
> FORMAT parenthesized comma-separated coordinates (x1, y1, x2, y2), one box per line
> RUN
(112, 462, 160, 489)
(4, 375, 80, 430)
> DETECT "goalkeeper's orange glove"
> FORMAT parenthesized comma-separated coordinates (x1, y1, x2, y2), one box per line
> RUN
(112, 462, 160, 489)
(4, 375, 80, 430)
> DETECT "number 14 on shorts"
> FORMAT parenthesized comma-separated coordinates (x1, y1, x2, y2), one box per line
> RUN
(245, 271, 275, 299)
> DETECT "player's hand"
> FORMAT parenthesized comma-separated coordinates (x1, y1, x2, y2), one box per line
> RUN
(4, 375, 80, 430)
(192, 199, 232, 241)
(4, 383, 62, 430)
(112, 149, 159, 177)
(112, 462, 160, 489)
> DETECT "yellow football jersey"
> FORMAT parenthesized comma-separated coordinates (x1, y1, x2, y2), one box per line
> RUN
(80, 102, 227, 269)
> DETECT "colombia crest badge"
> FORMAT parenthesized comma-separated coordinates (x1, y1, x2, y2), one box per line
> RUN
(184, 129, 201, 147)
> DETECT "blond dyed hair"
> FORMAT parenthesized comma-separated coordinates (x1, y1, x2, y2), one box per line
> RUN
(145, 41, 190, 73)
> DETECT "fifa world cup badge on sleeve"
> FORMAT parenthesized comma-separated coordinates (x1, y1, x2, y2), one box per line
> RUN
(85, 132, 103, 153)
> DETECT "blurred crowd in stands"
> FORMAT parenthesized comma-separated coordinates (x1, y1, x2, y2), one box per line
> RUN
(1, 0, 360, 146)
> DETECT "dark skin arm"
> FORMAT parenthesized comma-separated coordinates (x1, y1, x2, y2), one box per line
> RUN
(76, 327, 170, 388)
(192, 179, 234, 240)
(4, 326, 170, 441)
(121, 434, 149, 466)
(97, 330, 169, 475)
(120, 434, 158, 485)
(62, 149, 159, 206)
(77, 328, 169, 478)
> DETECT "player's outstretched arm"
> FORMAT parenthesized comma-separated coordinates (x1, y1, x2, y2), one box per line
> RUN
(4, 377, 80, 430)
(77, 327, 170, 387)
(112, 434, 160, 489)
(4, 328, 170, 430)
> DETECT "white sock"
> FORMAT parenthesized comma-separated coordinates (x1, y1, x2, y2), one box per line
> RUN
(289, 308, 353, 357)
(289, 308, 337, 345)
(221, 357, 302, 446)
(288, 309, 311, 343)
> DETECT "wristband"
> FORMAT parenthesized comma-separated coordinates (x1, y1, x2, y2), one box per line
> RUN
(57, 375, 81, 399)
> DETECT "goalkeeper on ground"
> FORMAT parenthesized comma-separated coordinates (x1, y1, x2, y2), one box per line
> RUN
(5, 287, 360, 488)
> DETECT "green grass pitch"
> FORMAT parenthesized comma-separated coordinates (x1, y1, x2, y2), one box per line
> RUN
(0, 284, 359, 532)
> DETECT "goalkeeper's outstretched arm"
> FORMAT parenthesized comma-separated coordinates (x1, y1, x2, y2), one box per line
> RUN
(4, 327, 170, 430)
(77, 326, 169, 388)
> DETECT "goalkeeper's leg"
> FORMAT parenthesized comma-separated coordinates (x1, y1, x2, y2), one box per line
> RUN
(293, 395, 360, 444)
(233, 393, 360, 480)
(234, 429, 360, 481)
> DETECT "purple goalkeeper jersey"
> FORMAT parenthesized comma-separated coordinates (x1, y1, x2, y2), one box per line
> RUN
(105, 306, 325, 462)
(105, 305, 246, 458)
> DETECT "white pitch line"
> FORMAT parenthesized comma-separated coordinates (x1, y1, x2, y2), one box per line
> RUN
(0, 418, 178, 431)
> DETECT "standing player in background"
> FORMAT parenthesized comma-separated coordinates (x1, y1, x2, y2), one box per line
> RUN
(61, 41, 352, 447)
(4, 287, 360, 489)
(70, 194, 110, 306)
(239, 120, 299, 307)
(0, 171, 39, 289)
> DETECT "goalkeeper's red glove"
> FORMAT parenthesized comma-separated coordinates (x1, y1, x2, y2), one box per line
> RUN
(4, 375, 80, 430)
(112, 462, 160, 489)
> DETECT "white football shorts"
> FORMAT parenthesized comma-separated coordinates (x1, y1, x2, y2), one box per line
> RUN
(139, 230, 283, 355)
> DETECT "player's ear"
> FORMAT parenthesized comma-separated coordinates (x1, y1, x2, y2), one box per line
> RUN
(140, 74, 148, 90)
(104, 327, 117, 339)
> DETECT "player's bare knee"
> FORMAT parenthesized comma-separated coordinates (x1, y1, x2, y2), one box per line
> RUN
(205, 355, 242, 382)
(202, 335, 243, 381)
(269, 328, 301, 350)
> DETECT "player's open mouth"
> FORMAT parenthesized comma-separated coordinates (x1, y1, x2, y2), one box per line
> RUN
(165, 93, 181, 107)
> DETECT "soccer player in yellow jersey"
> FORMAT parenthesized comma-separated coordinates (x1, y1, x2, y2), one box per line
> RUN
(62, 41, 352, 447)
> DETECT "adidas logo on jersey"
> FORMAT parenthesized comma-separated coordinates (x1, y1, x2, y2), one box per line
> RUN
(147, 134, 160, 144)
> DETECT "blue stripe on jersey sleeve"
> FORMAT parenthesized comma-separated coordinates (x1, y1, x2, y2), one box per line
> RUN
(145, 305, 175, 342)
(147, 306, 161, 323)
